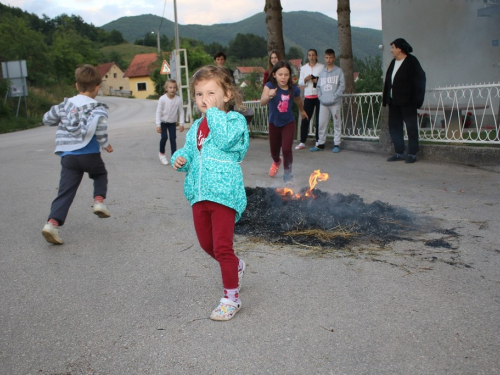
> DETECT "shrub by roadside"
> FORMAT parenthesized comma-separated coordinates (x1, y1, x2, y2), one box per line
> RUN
(0, 84, 76, 134)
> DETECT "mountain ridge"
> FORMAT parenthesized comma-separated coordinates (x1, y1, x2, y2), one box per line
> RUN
(101, 11, 382, 60)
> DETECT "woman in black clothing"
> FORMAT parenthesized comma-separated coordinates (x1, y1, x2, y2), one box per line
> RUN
(382, 38, 426, 163)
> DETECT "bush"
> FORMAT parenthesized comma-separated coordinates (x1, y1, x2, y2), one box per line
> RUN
(0, 83, 76, 134)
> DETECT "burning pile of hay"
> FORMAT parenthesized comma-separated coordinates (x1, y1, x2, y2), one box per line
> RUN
(235, 171, 417, 248)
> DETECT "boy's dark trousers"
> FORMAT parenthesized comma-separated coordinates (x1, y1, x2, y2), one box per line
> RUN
(48, 153, 108, 226)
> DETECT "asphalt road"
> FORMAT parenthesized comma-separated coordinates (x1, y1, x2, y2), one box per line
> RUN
(1, 96, 499, 375)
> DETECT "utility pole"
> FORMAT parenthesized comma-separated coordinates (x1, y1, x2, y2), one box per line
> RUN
(171, 0, 192, 124)
(151, 31, 160, 55)
(173, 0, 180, 52)
(156, 30, 160, 55)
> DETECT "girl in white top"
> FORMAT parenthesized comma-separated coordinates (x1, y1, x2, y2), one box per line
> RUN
(156, 79, 185, 165)
(296, 49, 325, 149)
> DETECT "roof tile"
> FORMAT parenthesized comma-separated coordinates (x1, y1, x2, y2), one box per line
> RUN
(123, 53, 158, 78)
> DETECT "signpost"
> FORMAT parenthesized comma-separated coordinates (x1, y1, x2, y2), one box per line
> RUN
(160, 60, 170, 75)
(1, 60, 28, 117)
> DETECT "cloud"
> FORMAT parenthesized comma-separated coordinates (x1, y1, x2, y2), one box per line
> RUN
(6, 0, 382, 29)
(172, 1, 263, 25)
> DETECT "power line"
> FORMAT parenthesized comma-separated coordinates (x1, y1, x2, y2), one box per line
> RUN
(158, 0, 168, 33)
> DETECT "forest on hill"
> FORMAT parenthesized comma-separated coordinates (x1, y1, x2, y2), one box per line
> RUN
(0, 2, 383, 133)
(101, 11, 382, 61)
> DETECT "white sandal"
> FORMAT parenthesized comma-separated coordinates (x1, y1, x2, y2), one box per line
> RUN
(238, 259, 246, 290)
(210, 298, 241, 321)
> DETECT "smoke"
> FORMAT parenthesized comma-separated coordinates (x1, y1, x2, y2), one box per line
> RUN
(235, 187, 417, 247)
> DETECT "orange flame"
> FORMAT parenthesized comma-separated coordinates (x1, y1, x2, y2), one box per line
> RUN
(276, 170, 329, 199)
(276, 187, 301, 199)
(304, 169, 329, 198)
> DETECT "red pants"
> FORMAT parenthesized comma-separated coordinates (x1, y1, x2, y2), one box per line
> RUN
(269, 121, 295, 173)
(192, 201, 238, 289)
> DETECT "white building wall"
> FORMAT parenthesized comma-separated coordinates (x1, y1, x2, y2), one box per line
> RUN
(381, 0, 500, 88)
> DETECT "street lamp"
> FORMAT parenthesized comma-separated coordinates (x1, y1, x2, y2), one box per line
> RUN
(151, 30, 160, 54)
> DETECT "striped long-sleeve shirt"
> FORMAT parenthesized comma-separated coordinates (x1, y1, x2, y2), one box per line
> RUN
(43, 94, 109, 155)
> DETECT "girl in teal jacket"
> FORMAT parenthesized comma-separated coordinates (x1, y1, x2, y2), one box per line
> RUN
(172, 66, 249, 321)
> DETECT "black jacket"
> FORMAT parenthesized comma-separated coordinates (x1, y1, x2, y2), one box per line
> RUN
(382, 54, 426, 108)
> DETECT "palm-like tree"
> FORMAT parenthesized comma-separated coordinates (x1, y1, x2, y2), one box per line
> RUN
(264, 0, 285, 60)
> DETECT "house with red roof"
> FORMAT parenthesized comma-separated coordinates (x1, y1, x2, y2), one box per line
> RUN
(123, 53, 158, 99)
(234, 67, 266, 85)
(288, 59, 302, 77)
(96, 62, 129, 96)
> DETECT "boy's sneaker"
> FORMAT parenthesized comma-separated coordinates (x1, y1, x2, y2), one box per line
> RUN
(159, 153, 169, 165)
(238, 259, 246, 290)
(283, 172, 293, 183)
(42, 222, 63, 245)
(93, 201, 110, 218)
(210, 298, 241, 321)
(310, 145, 324, 152)
(332, 146, 341, 153)
(269, 158, 282, 177)
(295, 143, 306, 150)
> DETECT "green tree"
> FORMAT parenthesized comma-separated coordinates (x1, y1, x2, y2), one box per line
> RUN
(286, 46, 303, 60)
(160, 34, 171, 51)
(0, 14, 52, 85)
(50, 27, 100, 85)
(105, 29, 125, 46)
(135, 32, 157, 47)
(102, 51, 126, 70)
(51, 14, 107, 43)
(181, 39, 212, 72)
(228, 33, 267, 59)
(205, 42, 225, 57)
(150, 67, 167, 96)
(353, 55, 383, 93)
(241, 72, 263, 101)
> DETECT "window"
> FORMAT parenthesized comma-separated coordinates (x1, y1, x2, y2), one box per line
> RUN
(113, 73, 117, 78)
(119, 86, 123, 90)
(137, 82, 147, 91)
(105, 74, 108, 78)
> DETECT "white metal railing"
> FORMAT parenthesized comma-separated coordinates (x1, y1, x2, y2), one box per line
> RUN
(244, 94, 383, 140)
(244, 82, 500, 145)
(340, 93, 382, 139)
(418, 83, 500, 144)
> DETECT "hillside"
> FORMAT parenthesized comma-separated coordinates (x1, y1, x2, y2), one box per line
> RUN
(101, 11, 382, 60)
(100, 44, 158, 67)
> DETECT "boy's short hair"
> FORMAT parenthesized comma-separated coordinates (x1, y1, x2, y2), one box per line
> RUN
(213, 51, 227, 60)
(75, 64, 102, 93)
(325, 49, 335, 56)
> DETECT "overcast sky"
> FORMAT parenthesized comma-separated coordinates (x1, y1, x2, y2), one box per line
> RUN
(6, 0, 382, 29)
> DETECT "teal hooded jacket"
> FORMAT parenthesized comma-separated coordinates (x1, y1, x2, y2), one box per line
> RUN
(171, 107, 250, 222)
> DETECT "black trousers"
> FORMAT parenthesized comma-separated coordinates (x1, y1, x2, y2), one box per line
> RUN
(388, 104, 419, 155)
(48, 153, 108, 226)
(299, 97, 320, 143)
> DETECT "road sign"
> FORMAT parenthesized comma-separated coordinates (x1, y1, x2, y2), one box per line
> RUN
(160, 60, 170, 75)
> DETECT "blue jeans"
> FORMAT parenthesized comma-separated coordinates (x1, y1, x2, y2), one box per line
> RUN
(160, 122, 177, 156)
